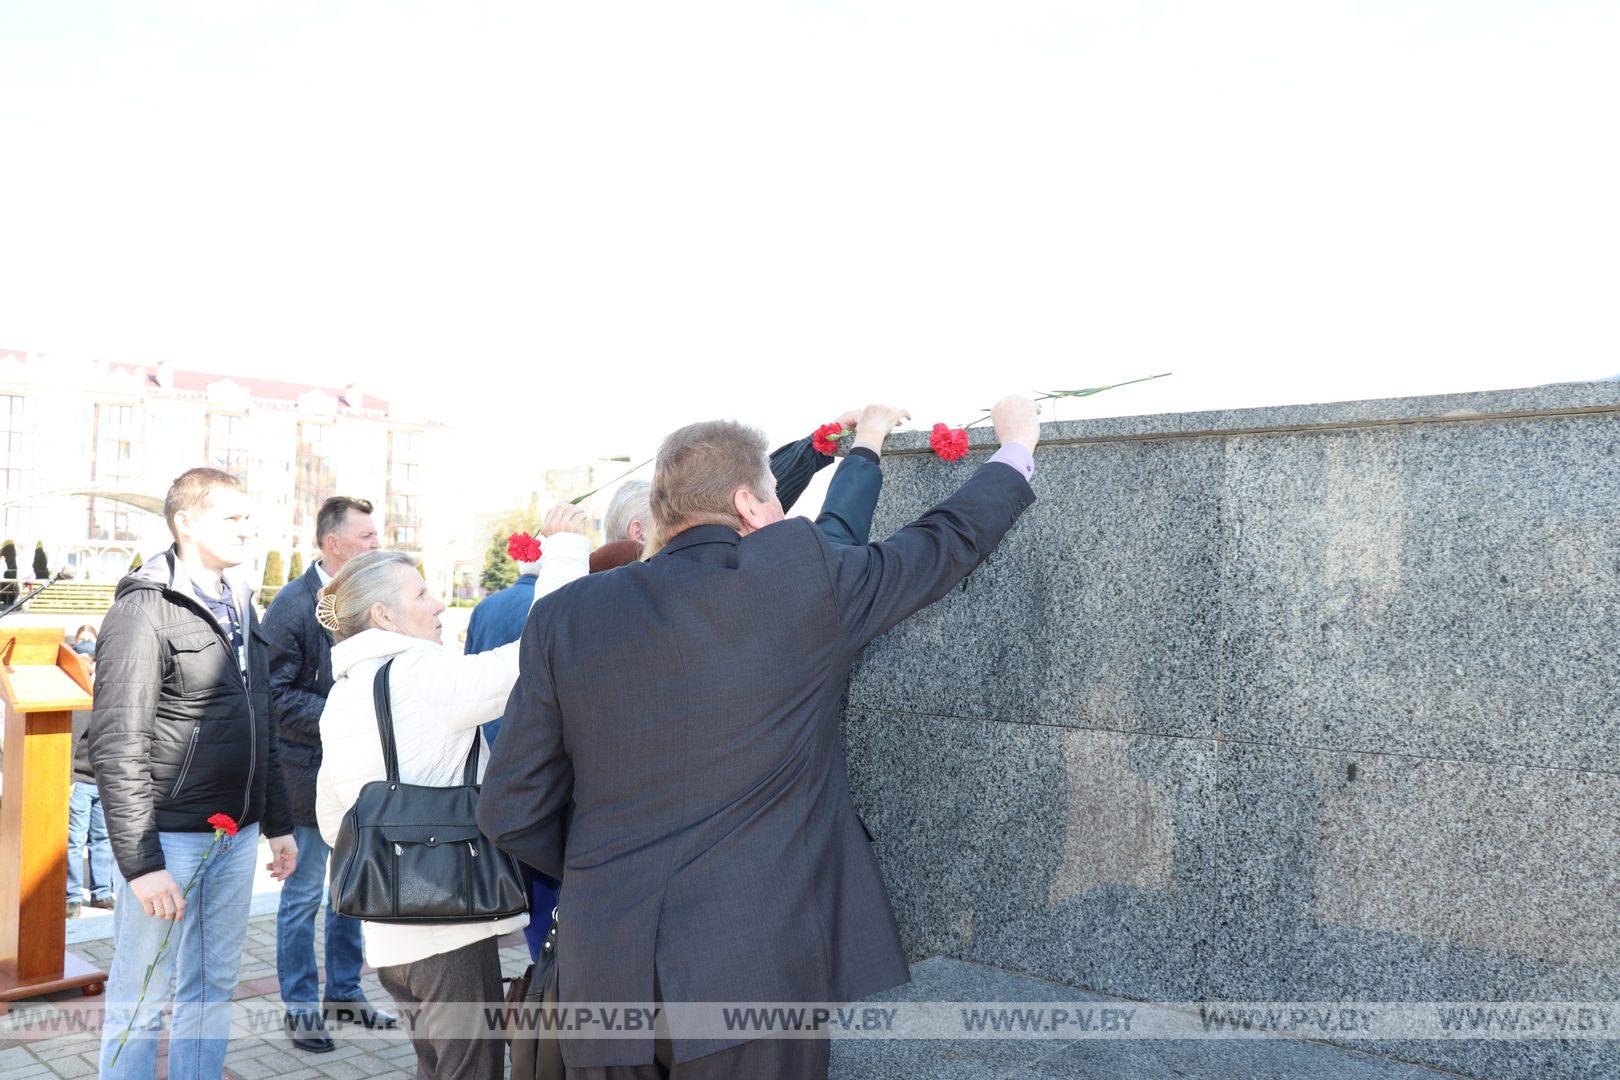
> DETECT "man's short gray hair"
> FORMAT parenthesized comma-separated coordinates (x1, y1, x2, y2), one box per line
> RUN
(603, 480, 651, 542)
(648, 420, 771, 546)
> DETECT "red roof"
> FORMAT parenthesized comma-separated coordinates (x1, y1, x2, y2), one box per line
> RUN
(107, 362, 391, 412)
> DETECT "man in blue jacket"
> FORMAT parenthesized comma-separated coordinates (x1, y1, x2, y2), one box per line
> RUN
(470, 405, 902, 961)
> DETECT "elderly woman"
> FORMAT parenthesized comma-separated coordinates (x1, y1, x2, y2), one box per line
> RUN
(314, 504, 587, 1080)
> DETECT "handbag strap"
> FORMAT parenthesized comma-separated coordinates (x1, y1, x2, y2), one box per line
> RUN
(371, 656, 483, 787)
(372, 659, 401, 784)
(462, 727, 481, 786)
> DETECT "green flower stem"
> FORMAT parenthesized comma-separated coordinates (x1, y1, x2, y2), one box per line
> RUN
(570, 456, 655, 506)
(957, 373, 1171, 431)
(110, 829, 226, 1066)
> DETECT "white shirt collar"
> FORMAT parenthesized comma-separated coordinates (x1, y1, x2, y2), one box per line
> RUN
(315, 558, 333, 587)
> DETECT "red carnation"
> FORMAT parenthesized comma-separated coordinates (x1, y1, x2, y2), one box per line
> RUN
(811, 421, 847, 457)
(929, 423, 970, 462)
(506, 532, 542, 563)
(207, 813, 239, 837)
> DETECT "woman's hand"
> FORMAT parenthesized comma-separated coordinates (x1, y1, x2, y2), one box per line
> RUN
(541, 502, 588, 536)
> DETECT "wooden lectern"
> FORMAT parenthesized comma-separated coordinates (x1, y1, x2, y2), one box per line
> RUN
(0, 628, 107, 1004)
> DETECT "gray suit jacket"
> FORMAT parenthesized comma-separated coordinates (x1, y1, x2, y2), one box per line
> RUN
(479, 459, 1036, 1067)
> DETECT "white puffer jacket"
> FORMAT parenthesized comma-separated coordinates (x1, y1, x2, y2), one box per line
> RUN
(315, 532, 589, 969)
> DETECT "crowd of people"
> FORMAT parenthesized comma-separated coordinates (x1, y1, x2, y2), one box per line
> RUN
(79, 396, 1042, 1079)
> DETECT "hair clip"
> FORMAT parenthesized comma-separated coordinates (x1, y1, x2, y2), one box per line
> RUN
(315, 589, 341, 633)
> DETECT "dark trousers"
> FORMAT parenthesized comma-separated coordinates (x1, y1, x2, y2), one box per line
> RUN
(571, 1034, 830, 1080)
(376, 936, 505, 1080)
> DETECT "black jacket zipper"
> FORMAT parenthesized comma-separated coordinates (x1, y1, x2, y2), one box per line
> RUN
(157, 576, 257, 824)
(170, 725, 202, 799)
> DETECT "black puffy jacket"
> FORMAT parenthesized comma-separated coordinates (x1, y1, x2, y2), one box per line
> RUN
(88, 547, 292, 880)
(260, 561, 333, 827)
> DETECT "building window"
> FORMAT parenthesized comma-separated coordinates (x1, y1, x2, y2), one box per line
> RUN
(89, 403, 143, 542)
(387, 429, 424, 549)
(0, 395, 31, 535)
(206, 413, 251, 479)
(294, 422, 336, 531)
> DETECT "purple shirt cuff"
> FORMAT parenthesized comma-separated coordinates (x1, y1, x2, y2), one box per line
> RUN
(988, 443, 1035, 481)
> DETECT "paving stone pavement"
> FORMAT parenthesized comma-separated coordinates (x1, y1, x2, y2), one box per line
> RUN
(0, 910, 532, 1079)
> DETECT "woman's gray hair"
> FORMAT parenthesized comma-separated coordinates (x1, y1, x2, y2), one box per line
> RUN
(315, 549, 419, 642)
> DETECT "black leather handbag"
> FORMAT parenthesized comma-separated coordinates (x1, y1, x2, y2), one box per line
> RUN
(329, 659, 528, 923)
(505, 907, 563, 1080)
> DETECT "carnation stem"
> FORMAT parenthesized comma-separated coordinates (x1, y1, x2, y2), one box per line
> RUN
(957, 373, 1171, 430)
(110, 831, 225, 1066)
(570, 457, 655, 507)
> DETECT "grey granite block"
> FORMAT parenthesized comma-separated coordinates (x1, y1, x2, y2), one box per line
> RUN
(1214, 742, 1620, 1080)
(844, 711, 1216, 1001)
(848, 435, 1223, 738)
(1220, 412, 1620, 772)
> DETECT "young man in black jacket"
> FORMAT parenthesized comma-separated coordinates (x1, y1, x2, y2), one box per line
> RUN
(90, 467, 298, 1079)
(262, 494, 396, 1051)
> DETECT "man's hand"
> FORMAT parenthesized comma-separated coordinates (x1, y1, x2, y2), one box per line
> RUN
(853, 404, 911, 456)
(266, 834, 298, 881)
(540, 502, 588, 537)
(130, 868, 186, 921)
(991, 395, 1041, 452)
(834, 407, 862, 431)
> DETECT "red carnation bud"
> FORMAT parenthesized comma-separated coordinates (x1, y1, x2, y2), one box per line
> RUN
(929, 423, 970, 462)
(811, 421, 847, 457)
(506, 532, 543, 563)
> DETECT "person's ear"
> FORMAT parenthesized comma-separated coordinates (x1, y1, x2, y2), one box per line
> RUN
(733, 486, 773, 533)
(627, 520, 646, 545)
(369, 601, 395, 632)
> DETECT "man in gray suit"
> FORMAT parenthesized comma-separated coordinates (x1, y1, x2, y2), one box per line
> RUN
(480, 397, 1041, 1078)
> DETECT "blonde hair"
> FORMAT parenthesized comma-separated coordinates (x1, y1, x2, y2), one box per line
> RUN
(315, 550, 419, 642)
(647, 421, 771, 552)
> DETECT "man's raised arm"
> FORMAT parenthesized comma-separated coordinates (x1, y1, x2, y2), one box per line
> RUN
(822, 396, 1040, 650)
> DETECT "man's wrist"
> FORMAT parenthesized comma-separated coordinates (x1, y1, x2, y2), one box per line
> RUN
(850, 440, 882, 459)
(989, 442, 1036, 480)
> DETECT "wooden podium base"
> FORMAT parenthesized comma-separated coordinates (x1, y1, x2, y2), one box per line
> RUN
(0, 951, 106, 1012)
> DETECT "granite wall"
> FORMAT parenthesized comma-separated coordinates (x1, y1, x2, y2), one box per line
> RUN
(843, 381, 1620, 1080)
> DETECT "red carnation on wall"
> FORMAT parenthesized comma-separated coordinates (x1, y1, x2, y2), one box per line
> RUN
(506, 532, 542, 563)
(929, 423, 970, 462)
(207, 813, 239, 837)
(811, 421, 847, 457)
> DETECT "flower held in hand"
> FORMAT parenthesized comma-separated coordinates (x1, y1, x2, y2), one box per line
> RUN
(506, 532, 542, 563)
(929, 423, 970, 462)
(811, 421, 848, 456)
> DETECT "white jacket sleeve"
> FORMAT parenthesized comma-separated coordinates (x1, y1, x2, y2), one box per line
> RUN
(411, 532, 593, 735)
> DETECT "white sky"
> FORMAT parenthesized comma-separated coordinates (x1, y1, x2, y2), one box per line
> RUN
(3, 2, 1617, 513)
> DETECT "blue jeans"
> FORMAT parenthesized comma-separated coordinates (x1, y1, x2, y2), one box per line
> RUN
(66, 782, 113, 902)
(522, 865, 560, 961)
(100, 822, 260, 1080)
(275, 824, 364, 1016)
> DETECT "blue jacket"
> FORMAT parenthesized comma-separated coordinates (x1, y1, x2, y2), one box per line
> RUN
(464, 573, 538, 659)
